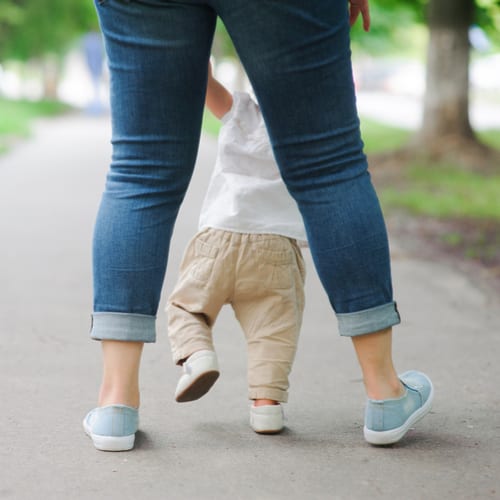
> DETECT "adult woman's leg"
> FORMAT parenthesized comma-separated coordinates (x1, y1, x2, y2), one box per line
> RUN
(214, 0, 433, 445)
(352, 328, 402, 400)
(217, 2, 434, 444)
(92, 0, 216, 408)
(216, 0, 402, 396)
(99, 340, 143, 407)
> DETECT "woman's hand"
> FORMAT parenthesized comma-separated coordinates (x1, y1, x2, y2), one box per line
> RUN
(349, 0, 370, 32)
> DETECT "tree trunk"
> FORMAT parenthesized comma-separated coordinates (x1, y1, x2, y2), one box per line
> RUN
(41, 55, 60, 100)
(417, 0, 476, 150)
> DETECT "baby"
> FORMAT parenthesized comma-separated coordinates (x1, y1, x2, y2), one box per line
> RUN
(167, 63, 307, 433)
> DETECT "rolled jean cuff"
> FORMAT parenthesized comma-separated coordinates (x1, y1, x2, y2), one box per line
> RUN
(91, 312, 156, 343)
(336, 301, 400, 337)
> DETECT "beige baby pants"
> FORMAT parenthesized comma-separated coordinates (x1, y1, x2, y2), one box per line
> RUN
(167, 228, 305, 402)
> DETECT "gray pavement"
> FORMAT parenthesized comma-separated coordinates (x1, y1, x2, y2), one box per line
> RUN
(1, 114, 499, 500)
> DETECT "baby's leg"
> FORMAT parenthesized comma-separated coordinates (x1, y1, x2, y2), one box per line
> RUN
(233, 236, 305, 430)
(237, 288, 303, 404)
(167, 231, 228, 402)
(167, 232, 226, 364)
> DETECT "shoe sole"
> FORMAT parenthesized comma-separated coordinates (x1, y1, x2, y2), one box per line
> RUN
(83, 419, 135, 451)
(364, 382, 434, 445)
(251, 427, 284, 435)
(175, 370, 220, 403)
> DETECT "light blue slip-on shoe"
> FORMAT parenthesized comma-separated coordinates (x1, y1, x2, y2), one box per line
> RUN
(83, 405, 139, 451)
(364, 370, 434, 445)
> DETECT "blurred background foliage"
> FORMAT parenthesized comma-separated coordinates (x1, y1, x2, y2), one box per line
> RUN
(0, 0, 498, 61)
(0, 0, 97, 61)
(350, 0, 500, 54)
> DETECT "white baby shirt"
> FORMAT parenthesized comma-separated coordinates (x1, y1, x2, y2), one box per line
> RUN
(199, 92, 307, 244)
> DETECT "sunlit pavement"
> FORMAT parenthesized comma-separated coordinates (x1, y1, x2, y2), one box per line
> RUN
(1, 114, 499, 499)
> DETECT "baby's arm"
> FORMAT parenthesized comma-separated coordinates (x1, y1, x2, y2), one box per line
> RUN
(206, 62, 233, 120)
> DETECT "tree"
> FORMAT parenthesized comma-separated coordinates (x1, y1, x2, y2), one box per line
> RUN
(351, 0, 499, 162)
(411, 0, 500, 164)
(416, 0, 476, 154)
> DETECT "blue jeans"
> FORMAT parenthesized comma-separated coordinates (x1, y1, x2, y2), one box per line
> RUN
(92, 0, 400, 342)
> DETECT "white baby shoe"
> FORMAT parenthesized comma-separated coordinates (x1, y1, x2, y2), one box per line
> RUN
(250, 404, 284, 434)
(175, 350, 220, 402)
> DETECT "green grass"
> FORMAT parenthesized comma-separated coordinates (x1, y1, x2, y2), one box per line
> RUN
(357, 119, 500, 222)
(360, 117, 412, 153)
(364, 123, 500, 221)
(0, 98, 70, 152)
(477, 128, 500, 149)
(380, 164, 500, 220)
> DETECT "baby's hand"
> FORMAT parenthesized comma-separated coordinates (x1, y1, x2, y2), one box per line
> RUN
(205, 59, 233, 120)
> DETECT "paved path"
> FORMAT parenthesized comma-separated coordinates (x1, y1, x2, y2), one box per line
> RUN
(1, 115, 499, 500)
